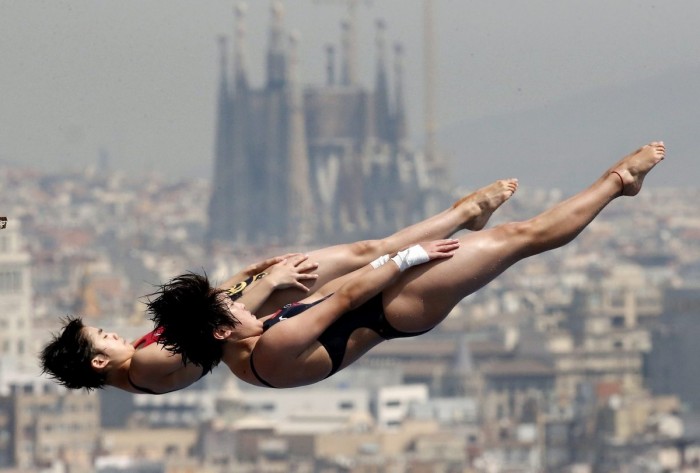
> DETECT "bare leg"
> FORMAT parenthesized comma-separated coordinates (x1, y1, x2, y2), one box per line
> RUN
(258, 179, 518, 314)
(384, 142, 665, 333)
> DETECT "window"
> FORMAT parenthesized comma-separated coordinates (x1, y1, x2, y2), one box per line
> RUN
(0, 271, 21, 294)
(338, 401, 354, 410)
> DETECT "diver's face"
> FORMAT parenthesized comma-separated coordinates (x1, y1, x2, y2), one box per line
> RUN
(218, 297, 262, 340)
(83, 326, 135, 368)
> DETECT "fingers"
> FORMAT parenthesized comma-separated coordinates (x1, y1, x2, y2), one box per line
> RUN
(298, 262, 319, 273)
(297, 273, 319, 281)
(425, 239, 459, 250)
(292, 282, 311, 292)
(284, 273, 318, 292)
(248, 255, 285, 273)
(424, 239, 459, 260)
(286, 254, 320, 273)
(294, 273, 319, 291)
(267, 255, 319, 291)
(278, 252, 303, 260)
(288, 254, 309, 264)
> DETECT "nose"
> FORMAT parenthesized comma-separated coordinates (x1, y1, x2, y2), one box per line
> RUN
(234, 302, 246, 310)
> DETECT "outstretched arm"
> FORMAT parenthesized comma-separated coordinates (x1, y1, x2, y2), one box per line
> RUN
(335, 239, 459, 308)
(218, 253, 301, 289)
(256, 239, 460, 359)
(218, 254, 319, 316)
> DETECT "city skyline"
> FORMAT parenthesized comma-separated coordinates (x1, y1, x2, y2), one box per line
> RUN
(1, 156, 699, 471)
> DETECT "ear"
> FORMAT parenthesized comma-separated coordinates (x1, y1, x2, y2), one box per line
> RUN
(213, 326, 233, 341)
(91, 353, 109, 371)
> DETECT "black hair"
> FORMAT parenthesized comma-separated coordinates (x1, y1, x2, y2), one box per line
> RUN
(146, 272, 238, 374)
(40, 316, 107, 390)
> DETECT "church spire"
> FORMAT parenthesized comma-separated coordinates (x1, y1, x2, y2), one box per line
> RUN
(207, 35, 234, 244)
(217, 35, 229, 98)
(325, 44, 336, 86)
(339, 19, 351, 86)
(374, 19, 391, 142)
(286, 30, 315, 243)
(393, 42, 407, 145)
(234, 2, 249, 93)
(266, 1, 287, 88)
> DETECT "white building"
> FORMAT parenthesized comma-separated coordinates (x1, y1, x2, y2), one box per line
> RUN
(376, 384, 429, 429)
(0, 221, 34, 386)
(218, 383, 373, 434)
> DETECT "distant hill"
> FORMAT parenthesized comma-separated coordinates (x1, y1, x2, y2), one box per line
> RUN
(440, 66, 700, 191)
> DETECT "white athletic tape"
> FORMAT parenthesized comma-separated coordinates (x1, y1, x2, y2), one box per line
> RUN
(370, 254, 390, 269)
(391, 245, 430, 272)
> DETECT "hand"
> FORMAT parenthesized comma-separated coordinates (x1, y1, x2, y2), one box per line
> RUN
(391, 239, 460, 272)
(421, 239, 460, 261)
(265, 254, 319, 292)
(240, 253, 304, 278)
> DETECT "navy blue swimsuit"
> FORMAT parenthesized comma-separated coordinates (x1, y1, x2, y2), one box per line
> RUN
(249, 293, 429, 388)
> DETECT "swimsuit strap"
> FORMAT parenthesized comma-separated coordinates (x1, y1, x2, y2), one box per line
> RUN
(249, 351, 277, 388)
(127, 372, 162, 395)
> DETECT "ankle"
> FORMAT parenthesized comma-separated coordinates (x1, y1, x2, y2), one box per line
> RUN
(610, 171, 624, 197)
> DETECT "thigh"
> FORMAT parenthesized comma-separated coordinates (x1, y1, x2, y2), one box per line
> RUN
(382, 225, 527, 333)
(258, 240, 380, 314)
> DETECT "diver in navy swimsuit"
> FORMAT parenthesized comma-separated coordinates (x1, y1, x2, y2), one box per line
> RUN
(250, 294, 429, 387)
(149, 141, 666, 390)
(41, 180, 511, 394)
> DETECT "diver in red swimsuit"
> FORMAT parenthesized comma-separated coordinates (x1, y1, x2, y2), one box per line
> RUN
(41, 181, 511, 393)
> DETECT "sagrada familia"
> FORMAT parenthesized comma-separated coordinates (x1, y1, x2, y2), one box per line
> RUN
(207, 3, 451, 248)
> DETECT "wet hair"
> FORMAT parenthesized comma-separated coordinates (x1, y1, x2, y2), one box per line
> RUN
(40, 316, 107, 390)
(146, 272, 238, 374)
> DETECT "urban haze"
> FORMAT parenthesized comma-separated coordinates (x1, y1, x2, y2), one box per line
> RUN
(0, 1, 699, 472)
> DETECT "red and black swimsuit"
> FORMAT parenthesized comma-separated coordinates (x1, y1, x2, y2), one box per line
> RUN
(132, 326, 165, 351)
(130, 327, 208, 395)
(128, 327, 166, 394)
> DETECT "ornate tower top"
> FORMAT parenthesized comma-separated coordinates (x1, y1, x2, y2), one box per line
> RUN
(234, 1, 249, 88)
(325, 44, 336, 86)
(266, 1, 287, 88)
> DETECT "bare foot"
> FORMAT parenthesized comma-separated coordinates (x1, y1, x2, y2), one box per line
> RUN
(452, 179, 519, 230)
(610, 142, 665, 196)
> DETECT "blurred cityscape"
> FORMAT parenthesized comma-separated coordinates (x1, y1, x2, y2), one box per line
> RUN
(2, 3, 700, 473)
(2, 161, 700, 473)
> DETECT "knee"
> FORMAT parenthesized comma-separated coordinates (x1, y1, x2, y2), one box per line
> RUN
(495, 220, 538, 249)
(498, 220, 533, 239)
(347, 240, 383, 258)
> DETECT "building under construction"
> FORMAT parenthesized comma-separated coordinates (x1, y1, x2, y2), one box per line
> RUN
(208, 3, 450, 247)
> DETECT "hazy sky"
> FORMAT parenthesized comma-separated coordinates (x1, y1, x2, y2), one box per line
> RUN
(2, 0, 699, 181)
